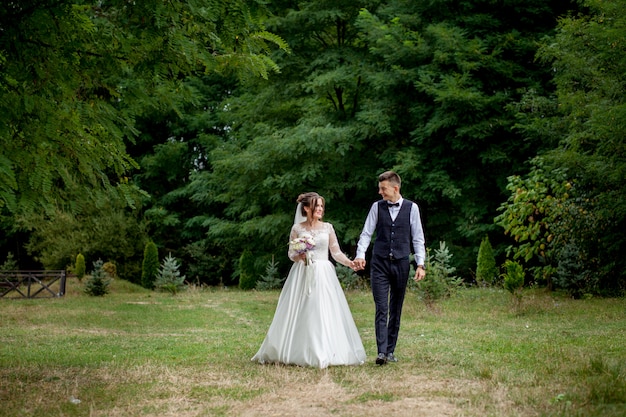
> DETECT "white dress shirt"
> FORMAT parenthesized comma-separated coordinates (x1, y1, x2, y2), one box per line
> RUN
(356, 197, 426, 266)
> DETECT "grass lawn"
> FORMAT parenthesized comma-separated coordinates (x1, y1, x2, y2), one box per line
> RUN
(0, 277, 624, 416)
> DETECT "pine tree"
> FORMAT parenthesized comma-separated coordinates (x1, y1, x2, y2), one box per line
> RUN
(141, 242, 159, 289)
(75, 253, 86, 281)
(154, 253, 186, 295)
(503, 260, 525, 309)
(255, 256, 284, 290)
(1, 252, 18, 271)
(476, 236, 497, 286)
(84, 259, 111, 296)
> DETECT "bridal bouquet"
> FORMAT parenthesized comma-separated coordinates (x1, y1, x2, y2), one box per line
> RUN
(289, 234, 316, 266)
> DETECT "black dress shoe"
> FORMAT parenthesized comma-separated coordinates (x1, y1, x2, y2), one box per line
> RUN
(386, 353, 398, 363)
(376, 352, 387, 365)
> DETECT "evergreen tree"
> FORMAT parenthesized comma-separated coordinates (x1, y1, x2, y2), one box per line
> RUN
(503, 260, 525, 308)
(0, 252, 18, 271)
(476, 236, 497, 286)
(255, 256, 284, 290)
(84, 259, 111, 296)
(75, 253, 86, 281)
(414, 242, 463, 307)
(154, 253, 186, 295)
(141, 242, 159, 289)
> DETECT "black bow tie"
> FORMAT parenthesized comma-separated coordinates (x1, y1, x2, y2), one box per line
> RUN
(388, 202, 400, 207)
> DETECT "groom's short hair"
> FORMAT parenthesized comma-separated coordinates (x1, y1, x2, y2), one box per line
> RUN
(379, 171, 401, 187)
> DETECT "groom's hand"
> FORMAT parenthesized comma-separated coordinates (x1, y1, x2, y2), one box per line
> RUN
(414, 266, 426, 281)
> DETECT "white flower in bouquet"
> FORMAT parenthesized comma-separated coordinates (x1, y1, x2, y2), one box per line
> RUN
(289, 234, 316, 266)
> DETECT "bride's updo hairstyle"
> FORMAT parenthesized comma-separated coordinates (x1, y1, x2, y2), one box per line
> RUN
(297, 192, 325, 218)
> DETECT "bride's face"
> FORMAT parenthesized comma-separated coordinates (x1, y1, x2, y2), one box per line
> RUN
(306, 199, 324, 220)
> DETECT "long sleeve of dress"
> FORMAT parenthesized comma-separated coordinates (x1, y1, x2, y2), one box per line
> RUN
(287, 225, 301, 262)
(328, 224, 352, 268)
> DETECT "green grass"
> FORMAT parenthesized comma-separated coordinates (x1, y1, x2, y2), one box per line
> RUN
(0, 278, 624, 416)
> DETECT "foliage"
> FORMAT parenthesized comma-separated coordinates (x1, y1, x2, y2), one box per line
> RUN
(502, 260, 524, 307)
(238, 249, 257, 290)
(476, 236, 497, 286)
(75, 253, 86, 281)
(102, 261, 117, 279)
(180, 0, 576, 280)
(413, 241, 463, 307)
(141, 242, 159, 290)
(255, 256, 284, 291)
(0, 0, 287, 217)
(0, 252, 18, 271)
(503, 0, 626, 295)
(181, 239, 234, 287)
(336, 264, 366, 291)
(553, 241, 597, 299)
(22, 193, 147, 282)
(83, 259, 111, 296)
(154, 253, 186, 295)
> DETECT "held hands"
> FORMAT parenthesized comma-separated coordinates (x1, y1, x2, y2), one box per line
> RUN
(352, 258, 366, 272)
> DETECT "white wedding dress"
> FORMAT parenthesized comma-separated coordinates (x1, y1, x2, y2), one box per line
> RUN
(251, 222, 366, 368)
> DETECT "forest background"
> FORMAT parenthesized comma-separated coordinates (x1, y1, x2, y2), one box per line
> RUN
(1, 0, 624, 297)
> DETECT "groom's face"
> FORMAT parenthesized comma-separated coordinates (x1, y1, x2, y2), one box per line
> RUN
(378, 180, 399, 201)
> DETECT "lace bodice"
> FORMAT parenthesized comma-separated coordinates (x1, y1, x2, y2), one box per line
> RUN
(288, 222, 352, 267)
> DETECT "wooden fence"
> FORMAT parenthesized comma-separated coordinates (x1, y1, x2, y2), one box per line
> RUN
(0, 270, 67, 299)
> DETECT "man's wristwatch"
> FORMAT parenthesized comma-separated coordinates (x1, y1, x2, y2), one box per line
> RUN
(417, 265, 425, 270)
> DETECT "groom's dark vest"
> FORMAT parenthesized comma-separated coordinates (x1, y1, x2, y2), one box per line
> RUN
(373, 200, 413, 261)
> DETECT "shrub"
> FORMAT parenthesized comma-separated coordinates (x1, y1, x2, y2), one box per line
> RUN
(75, 253, 86, 281)
(84, 259, 111, 296)
(1, 252, 18, 271)
(553, 241, 597, 299)
(476, 236, 497, 286)
(238, 249, 257, 290)
(141, 241, 159, 289)
(503, 260, 524, 307)
(103, 261, 117, 278)
(154, 253, 186, 295)
(336, 264, 365, 290)
(413, 241, 463, 307)
(255, 256, 284, 290)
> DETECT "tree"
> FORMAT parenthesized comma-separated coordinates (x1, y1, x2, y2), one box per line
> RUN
(354, 0, 578, 270)
(141, 242, 159, 289)
(84, 259, 111, 296)
(500, 0, 626, 295)
(75, 253, 86, 281)
(184, 0, 579, 281)
(0, 1, 287, 217)
(503, 260, 524, 308)
(23, 192, 147, 282)
(476, 236, 497, 286)
(154, 253, 186, 295)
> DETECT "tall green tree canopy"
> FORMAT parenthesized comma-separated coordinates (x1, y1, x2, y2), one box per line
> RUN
(183, 0, 575, 274)
(497, 0, 626, 295)
(0, 0, 286, 216)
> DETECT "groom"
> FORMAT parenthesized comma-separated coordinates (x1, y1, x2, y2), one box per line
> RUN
(354, 171, 426, 365)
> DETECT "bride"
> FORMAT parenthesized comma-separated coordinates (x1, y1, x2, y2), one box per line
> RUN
(251, 192, 366, 368)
